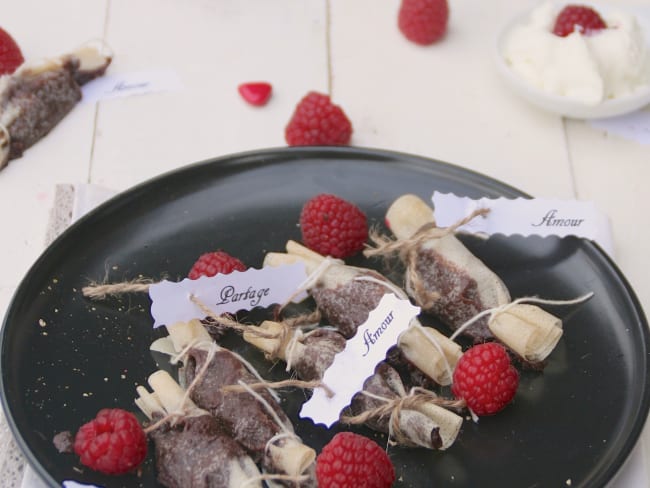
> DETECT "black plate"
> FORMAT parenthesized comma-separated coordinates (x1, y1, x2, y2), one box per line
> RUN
(2, 147, 649, 488)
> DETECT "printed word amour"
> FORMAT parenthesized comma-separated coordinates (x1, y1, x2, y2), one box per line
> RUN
(216, 285, 270, 308)
(361, 311, 395, 357)
(532, 209, 584, 227)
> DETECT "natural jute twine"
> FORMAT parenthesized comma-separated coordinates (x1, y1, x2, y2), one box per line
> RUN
(363, 208, 490, 309)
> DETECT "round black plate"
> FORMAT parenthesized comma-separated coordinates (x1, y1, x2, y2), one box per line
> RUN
(2, 147, 649, 488)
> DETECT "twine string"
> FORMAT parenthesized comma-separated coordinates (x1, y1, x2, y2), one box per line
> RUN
(364, 207, 491, 261)
(340, 387, 465, 447)
(410, 323, 455, 385)
(235, 380, 296, 438)
(143, 340, 220, 434)
(449, 292, 595, 341)
(82, 278, 153, 299)
(221, 378, 334, 398)
(364, 208, 490, 310)
(278, 256, 339, 312)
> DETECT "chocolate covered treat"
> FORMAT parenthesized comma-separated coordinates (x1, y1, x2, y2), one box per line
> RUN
(376, 194, 563, 363)
(152, 320, 317, 487)
(243, 320, 346, 381)
(0, 42, 111, 169)
(135, 370, 263, 488)
(345, 362, 463, 450)
(264, 240, 461, 386)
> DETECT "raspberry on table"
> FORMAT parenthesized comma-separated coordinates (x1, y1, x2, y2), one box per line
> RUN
(73, 408, 147, 475)
(398, 0, 449, 45)
(188, 250, 246, 280)
(452, 342, 519, 416)
(238, 81, 272, 106)
(299, 193, 368, 259)
(0, 26, 24, 76)
(316, 432, 395, 488)
(285, 91, 352, 146)
(552, 5, 607, 37)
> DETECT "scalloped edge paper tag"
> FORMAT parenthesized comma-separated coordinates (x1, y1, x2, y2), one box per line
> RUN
(148, 263, 308, 328)
(300, 293, 420, 427)
(432, 192, 614, 257)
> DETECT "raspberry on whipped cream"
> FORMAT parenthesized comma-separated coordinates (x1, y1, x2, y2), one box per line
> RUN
(502, 2, 650, 105)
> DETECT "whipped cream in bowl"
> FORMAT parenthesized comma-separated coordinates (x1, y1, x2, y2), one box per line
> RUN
(495, 1, 650, 118)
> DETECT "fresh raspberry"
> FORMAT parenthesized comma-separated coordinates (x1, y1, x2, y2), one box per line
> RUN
(398, 0, 449, 45)
(285, 92, 352, 146)
(188, 251, 246, 280)
(452, 343, 519, 416)
(0, 27, 24, 76)
(552, 5, 606, 37)
(316, 432, 395, 488)
(299, 194, 368, 259)
(238, 81, 272, 106)
(73, 408, 147, 475)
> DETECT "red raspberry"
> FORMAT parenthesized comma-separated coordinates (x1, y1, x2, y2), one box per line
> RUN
(0, 27, 24, 76)
(188, 250, 246, 280)
(552, 5, 606, 37)
(398, 0, 449, 45)
(73, 408, 147, 475)
(238, 81, 272, 106)
(452, 343, 519, 416)
(300, 194, 368, 259)
(285, 92, 352, 146)
(316, 432, 395, 488)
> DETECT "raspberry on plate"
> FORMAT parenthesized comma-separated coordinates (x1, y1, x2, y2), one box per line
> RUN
(285, 91, 352, 146)
(316, 432, 395, 488)
(0, 26, 24, 76)
(299, 193, 368, 259)
(188, 250, 246, 280)
(452, 342, 519, 416)
(552, 5, 606, 37)
(73, 408, 147, 475)
(398, 0, 449, 45)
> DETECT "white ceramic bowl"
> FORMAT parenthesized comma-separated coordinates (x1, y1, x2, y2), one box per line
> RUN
(495, 2, 650, 119)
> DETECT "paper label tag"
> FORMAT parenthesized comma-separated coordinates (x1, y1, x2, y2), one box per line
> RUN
(300, 294, 420, 427)
(148, 263, 308, 328)
(81, 69, 183, 104)
(432, 192, 614, 257)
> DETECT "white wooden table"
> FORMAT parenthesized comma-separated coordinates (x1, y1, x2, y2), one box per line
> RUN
(0, 0, 648, 486)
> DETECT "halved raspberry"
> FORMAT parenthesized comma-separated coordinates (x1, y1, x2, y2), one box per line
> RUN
(285, 92, 352, 146)
(299, 194, 368, 259)
(188, 251, 246, 280)
(552, 5, 606, 37)
(73, 408, 147, 475)
(238, 81, 272, 106)
(398, 0, 449, 45)
(452, 342, 519, 416)
(316, 432, 395, 488)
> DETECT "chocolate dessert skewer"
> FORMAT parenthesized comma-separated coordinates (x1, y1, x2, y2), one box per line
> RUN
(153, 320, 317, 487)
(264, 240, 461, 386)
(0, 41, 112, 169)
(375, 194, 564, 363)
(135, 370, 263, 488)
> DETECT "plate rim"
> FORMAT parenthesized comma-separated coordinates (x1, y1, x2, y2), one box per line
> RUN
(2, 145, 649, 487)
